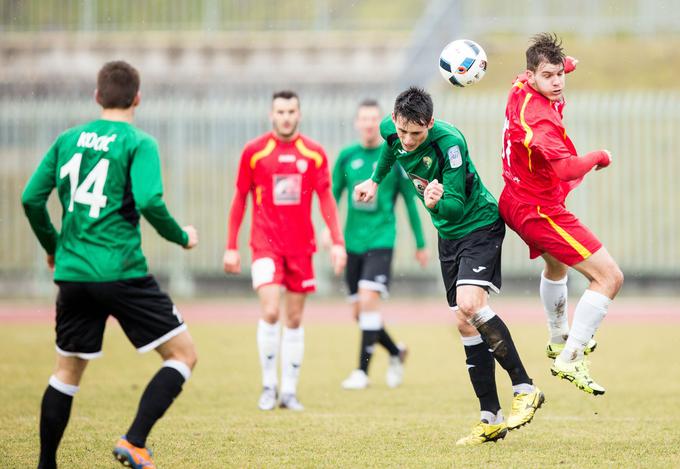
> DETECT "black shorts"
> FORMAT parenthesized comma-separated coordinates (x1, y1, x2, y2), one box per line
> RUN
(438, 218, 504, 308)
(54, 275, 187, 359)
(345, 249, 393, 300)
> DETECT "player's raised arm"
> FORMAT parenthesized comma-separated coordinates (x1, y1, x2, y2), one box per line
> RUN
(130, 137, 192, 248)
(21, 140, 60, 259)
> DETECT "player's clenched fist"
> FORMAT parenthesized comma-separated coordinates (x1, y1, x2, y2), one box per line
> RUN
(353, 179, 378, 203)
(595, 150, 612, 171)
(183, 225, 198, 249)
(223, 249, 241, 274)
(424, 179, 444, 209)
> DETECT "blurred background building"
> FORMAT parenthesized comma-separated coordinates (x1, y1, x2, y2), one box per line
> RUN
(1, 0, 679, 297)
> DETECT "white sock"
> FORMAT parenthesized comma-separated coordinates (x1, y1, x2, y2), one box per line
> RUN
(512, 383, 535, 395)
(540, 272, 570, 343)
(280, 327, 305, 395)
(257, 319, 280, 389)
(480, 409, 504, 424)
(559, 290, 610, 363)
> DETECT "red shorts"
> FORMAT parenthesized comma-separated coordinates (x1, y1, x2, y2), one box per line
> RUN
(251, 251, 316, 293)
(499, 191, 602, 266)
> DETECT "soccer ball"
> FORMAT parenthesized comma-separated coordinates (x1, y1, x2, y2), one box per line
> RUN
(438, 39, 487, 87)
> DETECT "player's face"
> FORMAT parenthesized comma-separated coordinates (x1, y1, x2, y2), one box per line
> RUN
(355, 106, 381, 147)
(270, 97, 300, 139)
(393, 114, 434, 152)
(528, 61, 566, 102)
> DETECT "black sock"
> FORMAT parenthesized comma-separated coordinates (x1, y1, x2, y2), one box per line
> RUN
(476, 316, 532, 386)
(378, 328, 400, 356)
(359, 329, 380, 373)
(463, 341, 500, 414)
(126, 367, 186, 448)
(39, 385, 74, 469)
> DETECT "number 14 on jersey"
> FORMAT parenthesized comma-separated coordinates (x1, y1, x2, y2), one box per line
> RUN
(59, 153, 109, 218)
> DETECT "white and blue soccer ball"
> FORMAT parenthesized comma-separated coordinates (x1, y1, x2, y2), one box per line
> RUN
(438, 39, 487, 87)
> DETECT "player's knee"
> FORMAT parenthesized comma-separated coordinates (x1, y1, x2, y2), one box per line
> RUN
(608, 265, 624, 297)
(261, 308, 279, 324)
(456, 299, 480, 320)
(286, 314, 302, 329)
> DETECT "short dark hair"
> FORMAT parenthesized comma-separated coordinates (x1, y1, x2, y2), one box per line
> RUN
(526, 33, 565, 72)
(393, 87, 433, 126)
(358, 98, 380, 110)
(272, 90, 299, 102)
(96, 61, 140, 109)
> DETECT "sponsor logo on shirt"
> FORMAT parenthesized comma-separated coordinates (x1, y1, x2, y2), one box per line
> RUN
(273, 174, 302, 205)
(408, 173, 429, 195)
(448, 146, 463, 168)
(397, 149, 407, 155)
(279, 154, 296, 163)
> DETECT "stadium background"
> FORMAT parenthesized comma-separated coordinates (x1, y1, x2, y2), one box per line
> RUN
(1, 0, 679, 299)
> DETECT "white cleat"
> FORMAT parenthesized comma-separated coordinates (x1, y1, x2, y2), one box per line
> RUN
(386, 344, 408, 388)
(341, 369, 369, 390)
(258, 387, 277, 411)
(279, 393, 305, 411)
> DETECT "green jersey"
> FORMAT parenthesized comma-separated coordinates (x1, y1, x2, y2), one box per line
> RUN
(332, 142, 425, 254)
(371, 116, 498, 240)
(22, 119, 188, 282)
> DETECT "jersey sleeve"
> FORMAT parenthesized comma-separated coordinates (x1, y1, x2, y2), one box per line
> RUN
(331, 150, 348, 204)
(235, 144, 254, 195)
(21, 138, 60, 254)
(130, 137, 188, 246)
(313, 147, 331, 193)
(370, 141, 396, 184)
(396, 165, 426, 249)
(431, 136, 467, 222)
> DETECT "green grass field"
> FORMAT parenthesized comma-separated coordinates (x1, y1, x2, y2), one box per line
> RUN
(2, 318, 680, 468)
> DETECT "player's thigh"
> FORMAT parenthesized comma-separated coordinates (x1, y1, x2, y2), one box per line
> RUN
(282, 254, 316, 294)
(456, 218, 504, 297)
(345, 251, 363, 304)
(54, 281, 108, 359)
(104, 275, 188, 354)
(542, 252, 569, 280)
(358, 248, 393, 300)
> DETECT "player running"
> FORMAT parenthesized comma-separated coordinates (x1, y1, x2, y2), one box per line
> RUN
(499, 33, 624, 395)
(223, 90, 346, 412)
(22, 61, 198, 469)
(354, 87, 543, 446)
(331, 99, 428, 390)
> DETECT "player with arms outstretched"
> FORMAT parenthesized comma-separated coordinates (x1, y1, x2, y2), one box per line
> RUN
(223, 90, 346, 411)
(499, 33, 624, 395)
(355, 87, 543, 446)
(22, 61, 199, 469)
(331, 99, 428, 390)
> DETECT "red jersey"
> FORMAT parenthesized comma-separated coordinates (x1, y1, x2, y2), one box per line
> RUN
(501, 79, 581, 206)
(234, 131, 331, 255)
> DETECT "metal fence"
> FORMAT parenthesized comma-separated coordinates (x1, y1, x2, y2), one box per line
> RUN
(1, 91, 679, 296)
(1, 0, 679, 34)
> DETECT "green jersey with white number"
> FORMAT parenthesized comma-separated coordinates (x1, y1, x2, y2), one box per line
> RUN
(22, 119, 188, 282)
(371, 116, 498, 240)
(332, 142, 425, 254)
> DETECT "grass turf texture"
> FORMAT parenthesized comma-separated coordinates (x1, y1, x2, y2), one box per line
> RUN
(2, 320, 680, 468)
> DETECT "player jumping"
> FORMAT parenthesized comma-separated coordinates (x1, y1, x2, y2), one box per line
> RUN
(22, 61, 198, 469)
(354, 87, 543, 446)
(499, 33, 624, 395)
(331, 99, 428, 390)
(223, 90, 346, 411)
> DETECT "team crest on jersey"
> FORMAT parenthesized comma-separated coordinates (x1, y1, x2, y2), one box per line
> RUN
(407, 173, 429, 195)
(422, 156, 432, 168)
(296, 159, 309, 174)
(350, 159, 364, 169)
(273, 174, 302, 205)
(448, 146, 463, 168)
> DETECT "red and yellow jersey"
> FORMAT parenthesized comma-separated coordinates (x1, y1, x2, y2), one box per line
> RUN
(235, 131, 330, 255)
(501, 79, 581, 206)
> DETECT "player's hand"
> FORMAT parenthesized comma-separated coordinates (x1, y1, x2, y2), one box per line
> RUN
(223, 249, 241, 274)
(354, 179, 378, 203)
(320, 228, 333, 250)
(424, 179, 444, 209)
(46, 254, 55, 270)
(330, 244, 347, 275)
(595, 150, 612, 171)
(415, 248, 429, 268)
(564, 56, 578, 74)
(183, 225, 198, 249)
